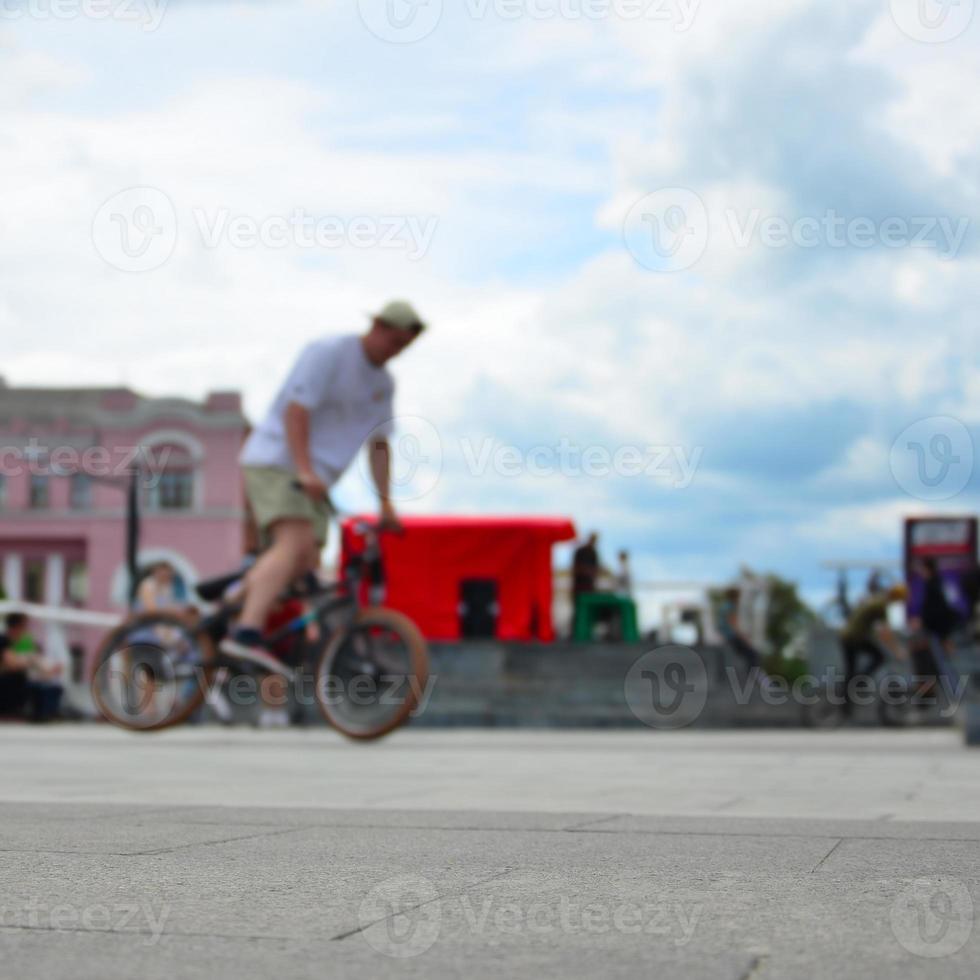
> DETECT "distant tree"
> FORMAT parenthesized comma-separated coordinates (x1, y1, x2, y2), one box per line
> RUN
(709, 571, 815, 656)
(763, 572, 815, 656)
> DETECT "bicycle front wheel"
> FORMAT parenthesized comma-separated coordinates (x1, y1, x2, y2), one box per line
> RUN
(315, 607, 429, 740)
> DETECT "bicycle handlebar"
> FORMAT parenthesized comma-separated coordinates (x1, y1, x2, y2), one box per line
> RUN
(289, 482, 403, 537)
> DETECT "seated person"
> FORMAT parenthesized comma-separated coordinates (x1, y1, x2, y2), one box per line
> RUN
(137, 561, 197, 620)
(23, 632, 66, 724)
(0, 613, 33, 718)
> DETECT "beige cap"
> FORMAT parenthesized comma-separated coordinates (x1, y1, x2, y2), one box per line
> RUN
(375, 300, 426, 332)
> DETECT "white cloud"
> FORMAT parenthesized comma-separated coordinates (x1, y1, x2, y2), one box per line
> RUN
(2, 0, 977, 597)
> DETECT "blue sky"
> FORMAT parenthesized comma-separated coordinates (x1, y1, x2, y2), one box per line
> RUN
(2, 0, 979, 612)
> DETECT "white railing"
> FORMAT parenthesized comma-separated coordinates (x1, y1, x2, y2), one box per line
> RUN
(0, 600, 122, 628)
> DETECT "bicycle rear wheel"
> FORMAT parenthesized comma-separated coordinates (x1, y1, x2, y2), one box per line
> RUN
(315, 607, 429, 740)
(92, 612, 215, 732)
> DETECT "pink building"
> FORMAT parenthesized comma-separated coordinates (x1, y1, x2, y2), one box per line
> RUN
(0, 378, 247, 670)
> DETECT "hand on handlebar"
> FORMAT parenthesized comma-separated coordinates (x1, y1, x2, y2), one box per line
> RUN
(379, 499, 404, 534)
(295, 470, 328, 502)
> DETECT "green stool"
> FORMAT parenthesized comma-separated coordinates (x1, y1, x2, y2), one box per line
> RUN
(573, 593, 639, 642)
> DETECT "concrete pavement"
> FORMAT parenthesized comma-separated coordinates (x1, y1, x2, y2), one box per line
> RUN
(1, 727, 978, 978)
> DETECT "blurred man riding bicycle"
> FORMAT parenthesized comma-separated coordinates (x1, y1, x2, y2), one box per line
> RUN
(230, 300, 426, 666)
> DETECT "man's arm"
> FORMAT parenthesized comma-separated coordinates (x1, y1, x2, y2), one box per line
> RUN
(369, 437, 402, 531)
(285, 402, 327, 500)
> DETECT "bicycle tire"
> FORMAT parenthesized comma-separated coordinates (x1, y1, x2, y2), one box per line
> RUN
(315, 606, 429, 741)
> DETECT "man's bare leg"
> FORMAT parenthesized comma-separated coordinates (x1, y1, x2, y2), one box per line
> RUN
(238, 519, 315, 632)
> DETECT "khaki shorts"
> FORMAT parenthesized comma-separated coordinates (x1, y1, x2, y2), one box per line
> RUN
(243, 466, 330, 547)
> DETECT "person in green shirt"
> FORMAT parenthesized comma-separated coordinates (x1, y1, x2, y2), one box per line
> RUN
(0, 613, 33, 718)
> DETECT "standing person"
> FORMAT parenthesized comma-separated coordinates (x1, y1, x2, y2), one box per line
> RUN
(716, 587, 764, 671)
(229, 301, 425, 665)
(838, 583, 908, 716)
(569, 532, 600, 638)
(572, 533, 600, 597)
(614, 550, 633, 597)
(909, 559, 960, 699)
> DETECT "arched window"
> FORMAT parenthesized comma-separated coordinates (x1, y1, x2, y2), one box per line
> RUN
(140, 431, 204, 513)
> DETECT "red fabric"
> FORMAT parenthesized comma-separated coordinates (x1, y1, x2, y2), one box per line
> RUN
(341, 516, 576, 642)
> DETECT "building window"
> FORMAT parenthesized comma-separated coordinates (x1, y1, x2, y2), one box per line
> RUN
(67, 561, 89, 604)
(70, 474, 93, 510)
(0, 474, 6, 510)
(29, 475, 50, 510)
(24, 559, 45, 602)
(144, 445, 196, 511)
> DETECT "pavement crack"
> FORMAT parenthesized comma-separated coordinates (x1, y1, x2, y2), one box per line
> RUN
(563, 814, 624, 832)
(331, 867, 517, 944)
(132, 824, 319, 856)
(809, 838, 843, 873)
(713, 797, 744, 813)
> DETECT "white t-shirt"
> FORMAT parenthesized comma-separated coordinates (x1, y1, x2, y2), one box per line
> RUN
(241, 334, 395, 485)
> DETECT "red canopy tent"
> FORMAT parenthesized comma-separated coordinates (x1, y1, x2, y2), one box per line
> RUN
(341, 516, 577, 642)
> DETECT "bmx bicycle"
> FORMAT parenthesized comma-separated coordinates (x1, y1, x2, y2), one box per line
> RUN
(803, 630, 967, 729)
(91, 507, 429, 740)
